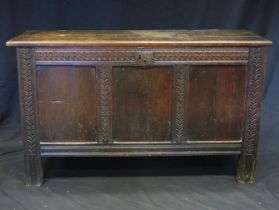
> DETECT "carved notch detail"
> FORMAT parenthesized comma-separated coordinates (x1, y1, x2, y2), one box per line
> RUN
(244, 48, 266, 156)
(97, 65, 113, 143)
(172, 65, 187, 143)
(18, 48, 38, 155)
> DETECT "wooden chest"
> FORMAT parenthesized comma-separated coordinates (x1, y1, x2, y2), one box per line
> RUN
(6, 30, 271, 186)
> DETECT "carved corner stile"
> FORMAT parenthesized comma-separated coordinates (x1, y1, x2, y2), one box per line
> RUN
(236, 47, 267, 184)
(17, 47, 43, 186)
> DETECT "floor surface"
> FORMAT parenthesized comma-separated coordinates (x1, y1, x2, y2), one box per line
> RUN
(0, 121, 279, 210)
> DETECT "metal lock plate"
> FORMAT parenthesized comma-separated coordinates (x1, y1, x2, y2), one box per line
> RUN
(135, 51, 153, 65)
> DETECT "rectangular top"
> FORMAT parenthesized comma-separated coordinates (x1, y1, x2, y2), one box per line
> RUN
(6, 30, 272, 47)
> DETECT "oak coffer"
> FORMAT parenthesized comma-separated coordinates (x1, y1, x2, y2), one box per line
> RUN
(6, 30, 272, 186)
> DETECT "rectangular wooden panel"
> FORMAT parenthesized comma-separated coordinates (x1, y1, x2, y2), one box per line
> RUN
(37, 66, 97, 142)
(187, 65, 247, 142)
(113, 66, 172, 143)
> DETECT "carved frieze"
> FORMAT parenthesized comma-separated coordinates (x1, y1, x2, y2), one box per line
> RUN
(35, 48, 248, 62)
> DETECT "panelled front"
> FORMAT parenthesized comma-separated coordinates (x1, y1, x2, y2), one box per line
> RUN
(35, 47, 249, 145)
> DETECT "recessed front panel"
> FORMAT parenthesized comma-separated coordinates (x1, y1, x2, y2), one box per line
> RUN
(186, 65, 247, 142)
(113, 66, 172, 143)
(37, 66, 97, 142)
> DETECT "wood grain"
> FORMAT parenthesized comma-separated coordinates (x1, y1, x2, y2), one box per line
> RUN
(6, 30, 272, 47)
(187, 65, 247, 142)
(113, 66, 172, 143)
(37, 66, 97, 142)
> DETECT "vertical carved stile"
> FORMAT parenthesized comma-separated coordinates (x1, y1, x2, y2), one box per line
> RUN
(20, 49, 36, 154)
(172, 65, 188, 143)
(17, 47, 43, 186)
(97, 65, 113, 143)
(237, 47, 267, 184)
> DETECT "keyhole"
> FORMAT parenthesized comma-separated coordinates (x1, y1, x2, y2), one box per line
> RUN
(138, 54, 142, 60)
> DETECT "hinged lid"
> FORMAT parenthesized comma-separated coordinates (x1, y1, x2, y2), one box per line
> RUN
(6, 30, 272, 47)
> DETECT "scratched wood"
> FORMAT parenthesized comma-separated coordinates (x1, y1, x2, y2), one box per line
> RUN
(37, 66, 97, 142)
(186, 65, 247, 142)
(6, 30, 272, 47)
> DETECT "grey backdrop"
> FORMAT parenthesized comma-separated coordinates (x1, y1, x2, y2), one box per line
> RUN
(0, 0, 278, 209)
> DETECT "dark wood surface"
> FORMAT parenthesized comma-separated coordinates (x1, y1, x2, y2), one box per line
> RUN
(7, 30, 271, 185)
(113, 66, 172, 143)
(6, 30, 272, 47)
(187, 65, 247, 142)
(37, 66, 97, 142)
